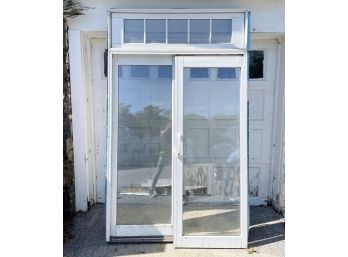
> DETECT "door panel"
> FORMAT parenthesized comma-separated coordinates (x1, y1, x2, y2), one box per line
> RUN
(116, 64, 172, 226)
(182, 67, 241, 236)
(91, 38, 107, 203)
(174, 56, 248, 248)
(248, 40, 277, 205)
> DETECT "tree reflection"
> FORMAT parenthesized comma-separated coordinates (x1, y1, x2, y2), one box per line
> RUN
(118, 103, 171, 167)
(119, 103, 171, 137)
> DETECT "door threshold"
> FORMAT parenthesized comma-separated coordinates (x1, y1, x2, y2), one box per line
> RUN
(110, 236, 173, 243)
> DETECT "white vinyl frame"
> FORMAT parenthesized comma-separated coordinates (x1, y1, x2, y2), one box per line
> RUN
(106, 9, 249, 248)
(106, 55, 174, 241)
(173, 56, 248, 249)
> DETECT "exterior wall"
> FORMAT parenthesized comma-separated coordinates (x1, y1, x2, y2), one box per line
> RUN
(67, 0, 285, 212)
(68, 0, 284, 33)
(69, 30, 89, 211)
(269, 36, 285, 213)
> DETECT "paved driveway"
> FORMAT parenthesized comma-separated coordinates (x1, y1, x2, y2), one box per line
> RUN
(64, 204, 284, 257)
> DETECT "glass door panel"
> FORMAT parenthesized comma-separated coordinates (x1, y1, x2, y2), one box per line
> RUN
(116, 63, 172, 229)
(174, 56, 247, 248)
(183, 67, 240, 236)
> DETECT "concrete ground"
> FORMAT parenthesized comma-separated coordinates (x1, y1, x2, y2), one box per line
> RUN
(63, 204, 284, 257)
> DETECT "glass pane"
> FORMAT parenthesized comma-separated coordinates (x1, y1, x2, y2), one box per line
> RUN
(211, 19, 232, 43)
(118, 66, 123, 78)
(158, 65, 172, 79)
(130, 66, 149, 78)
(124, 19, 144, 43)
(190, 68, 209, 79)
(183, 67, 240, 236)
(168, 19, 188, 43)
(146, 19, 166, 43)
(190, 19, 210, 44)
(117, 65, 172, 225)
(248, 51, 264, 79)
(217, 68, 236, 79)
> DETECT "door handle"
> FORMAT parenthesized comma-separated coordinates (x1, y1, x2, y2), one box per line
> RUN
(176, 133, 183, 161)
(177, 153, 183, 161)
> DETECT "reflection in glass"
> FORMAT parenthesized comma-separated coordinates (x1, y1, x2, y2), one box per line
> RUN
(117, 65, 172, 225)
(158, 65, 172, 79)
(190, 19, 210, 44)
(217, 68, 236, 79)
(211, 19, 232, 43)
(130, 66, 149, 78)
(168, 19, 188, 43)
(183, 67, 240, 236)
(124, 19, 144, 43)
(190, 68, 209, 79)
(146, 19, 166, 43)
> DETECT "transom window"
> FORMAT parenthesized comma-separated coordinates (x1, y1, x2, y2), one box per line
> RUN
(122, 19, 236, 44)
(110, 10, 247, 49)
(123, 19, 233, 44)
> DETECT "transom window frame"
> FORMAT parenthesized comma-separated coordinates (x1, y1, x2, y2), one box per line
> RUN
(108, 9, 249, 51)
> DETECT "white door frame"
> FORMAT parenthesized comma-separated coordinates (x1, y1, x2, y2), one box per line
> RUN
(106, 54, 174, 241)
(173, 55, 248, 248)
(81, 32, 108, 206)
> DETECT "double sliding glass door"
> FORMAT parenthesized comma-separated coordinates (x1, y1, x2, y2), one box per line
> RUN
(107, 55, 248, 248)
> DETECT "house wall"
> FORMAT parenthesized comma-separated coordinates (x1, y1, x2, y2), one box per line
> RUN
(68, 0, 284, 33)
(269, 36, 285, 213)
(67, 0, 285, 212)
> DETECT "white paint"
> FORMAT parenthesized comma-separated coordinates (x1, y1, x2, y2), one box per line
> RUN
(115, 225, 173, 237)
(90, 37, 107, 203)
(69, 30, 88, 212)
(240, 51, 249, 249)
(248, 39, 278, 205)
(67, 0, 284, 33)
(183, 55, 242, 67)
(269, 36, 285, 213)
(109, 47, 247, 55)
(105, 50, 114, 241)
(82, 34, 97, 206)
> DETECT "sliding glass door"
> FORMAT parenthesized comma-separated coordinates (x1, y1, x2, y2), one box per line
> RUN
(173, 56, 248, 248)
(108, 55, 248, 247)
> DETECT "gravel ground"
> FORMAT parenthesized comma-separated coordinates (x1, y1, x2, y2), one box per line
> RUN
(63, 204, 284, 257)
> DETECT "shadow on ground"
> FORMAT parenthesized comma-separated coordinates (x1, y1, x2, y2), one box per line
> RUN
(248, 206, 285, 248)
(63, 204, 284, 257)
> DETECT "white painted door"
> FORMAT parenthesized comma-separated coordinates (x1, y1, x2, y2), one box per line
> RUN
(173, 56, 248, 248)
(248, 39, 277, 205)
(90, 38, 108, 203)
